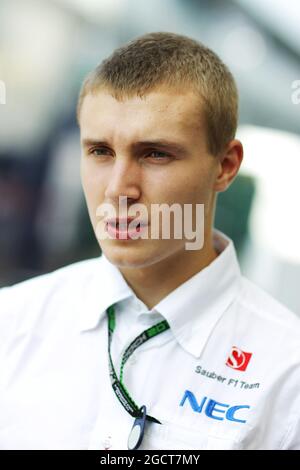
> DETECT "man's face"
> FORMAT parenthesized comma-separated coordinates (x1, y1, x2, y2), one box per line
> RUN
(79, 87, 218, 269)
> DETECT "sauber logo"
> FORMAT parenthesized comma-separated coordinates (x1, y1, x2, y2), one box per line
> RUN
(226, 346, 252, 371)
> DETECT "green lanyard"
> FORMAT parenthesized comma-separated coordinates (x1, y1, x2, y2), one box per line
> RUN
(106, 303, 170, 429)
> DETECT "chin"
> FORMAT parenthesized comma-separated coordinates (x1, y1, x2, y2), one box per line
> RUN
(100, 241, 167, 270)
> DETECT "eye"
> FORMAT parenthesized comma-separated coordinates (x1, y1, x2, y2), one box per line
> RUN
(90, 147, 111, 156)
(145, 151, 171, 160)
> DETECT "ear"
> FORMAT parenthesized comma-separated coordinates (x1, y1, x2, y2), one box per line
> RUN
(214, 139, 243, 192)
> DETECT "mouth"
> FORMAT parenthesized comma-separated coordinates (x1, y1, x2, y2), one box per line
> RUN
(105, 218, 149, 240)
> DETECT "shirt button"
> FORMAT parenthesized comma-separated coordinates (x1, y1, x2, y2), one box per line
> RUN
(101, 435, 113, 450)
(139, 313, 161, 325)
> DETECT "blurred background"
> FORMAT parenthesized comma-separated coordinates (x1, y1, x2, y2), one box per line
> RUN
(0, 0, 299, 314)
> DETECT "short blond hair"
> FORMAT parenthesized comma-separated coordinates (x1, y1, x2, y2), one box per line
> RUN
(77, 31, 238, 157)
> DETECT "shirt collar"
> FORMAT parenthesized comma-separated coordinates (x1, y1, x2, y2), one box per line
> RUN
(79, 228, 242, 358)
(78, 252, 135, 333)
(154, 228, 242, 357)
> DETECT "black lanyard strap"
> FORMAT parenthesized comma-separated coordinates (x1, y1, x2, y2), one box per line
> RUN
(106, 304, 170, 424)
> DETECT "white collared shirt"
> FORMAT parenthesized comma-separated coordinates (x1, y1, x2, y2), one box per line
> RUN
(0, 228, 300, 450)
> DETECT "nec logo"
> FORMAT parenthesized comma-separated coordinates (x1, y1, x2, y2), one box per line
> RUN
(180, 390, 250, 424)
(226, 346, 252, 371)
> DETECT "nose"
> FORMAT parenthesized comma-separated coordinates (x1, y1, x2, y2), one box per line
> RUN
(104, 157, 141, 204)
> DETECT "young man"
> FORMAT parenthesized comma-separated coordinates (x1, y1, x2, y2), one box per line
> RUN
(0, 32, 299, 450)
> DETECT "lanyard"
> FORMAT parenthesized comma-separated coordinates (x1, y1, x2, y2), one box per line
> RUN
(106, 303, 170, 449)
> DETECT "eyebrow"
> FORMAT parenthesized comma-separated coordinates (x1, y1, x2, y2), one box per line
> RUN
(81, 138, 189, 155)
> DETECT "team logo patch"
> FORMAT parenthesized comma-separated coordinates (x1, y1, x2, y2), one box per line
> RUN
(180, 390, 250, 423)
(226, 346, 252, 371)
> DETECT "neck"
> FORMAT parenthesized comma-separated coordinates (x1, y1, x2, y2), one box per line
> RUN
(118, 230, 218, 310)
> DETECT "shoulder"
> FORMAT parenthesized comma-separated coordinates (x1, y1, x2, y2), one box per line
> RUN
(0, 256, 101, 301)
(238, 275, 300, 326)
(0, 256, 102, 347)
(236, 275, 300, 349)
